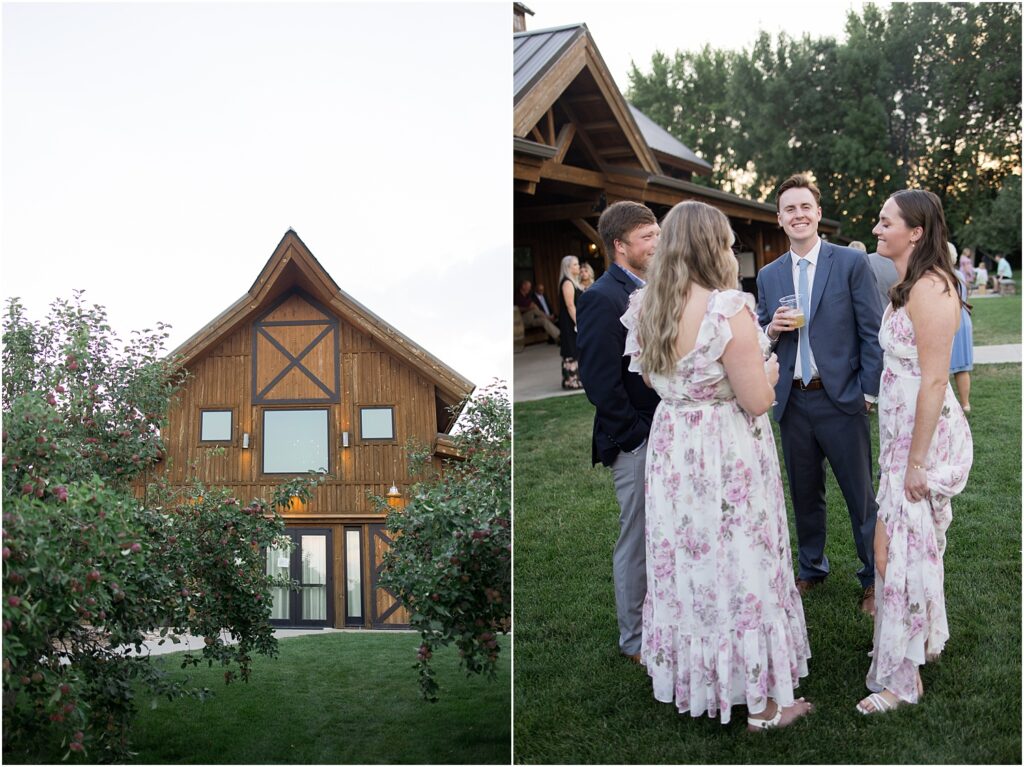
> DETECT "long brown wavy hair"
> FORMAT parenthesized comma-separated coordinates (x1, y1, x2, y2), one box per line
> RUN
(888, 190, 967, 313)
(635, 201, 738, 377)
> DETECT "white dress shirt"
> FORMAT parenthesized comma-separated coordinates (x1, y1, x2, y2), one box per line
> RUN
(789, 239, 821, 382)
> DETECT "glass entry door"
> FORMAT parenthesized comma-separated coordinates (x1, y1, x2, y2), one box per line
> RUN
(267, 527, 333, 627)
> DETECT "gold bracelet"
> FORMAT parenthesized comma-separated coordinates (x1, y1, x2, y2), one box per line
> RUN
(911, 463, 925, 470)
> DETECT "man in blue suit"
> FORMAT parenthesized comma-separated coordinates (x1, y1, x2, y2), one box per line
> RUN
(577, 201, 661, 662)
(755, 174, 883, 615)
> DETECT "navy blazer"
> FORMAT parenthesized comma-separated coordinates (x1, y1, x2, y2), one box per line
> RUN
(576, 263, 661, 467)
(755, 241, 883, 421)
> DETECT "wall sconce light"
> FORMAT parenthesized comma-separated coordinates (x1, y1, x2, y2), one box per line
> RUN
(242, 432, 250, 449)
(386, 483, 403, 510)
(342, 431, 350, 448)
(587, 242, 598, 254)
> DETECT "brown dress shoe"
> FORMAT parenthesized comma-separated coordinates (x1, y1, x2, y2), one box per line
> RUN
(795, 578, 822, 596)
(861, 584, 876, 616)
(621, 652, 642, 664)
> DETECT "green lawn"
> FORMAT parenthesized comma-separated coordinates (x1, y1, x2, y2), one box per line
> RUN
(513, 364, 1021, 764)
(970, 289, 1021, 346)
(8, 633, 510, 764)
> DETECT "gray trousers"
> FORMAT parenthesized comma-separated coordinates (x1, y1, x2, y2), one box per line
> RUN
(610, 448, 647, 655)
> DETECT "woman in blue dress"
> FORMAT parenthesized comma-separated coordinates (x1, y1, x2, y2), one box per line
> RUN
(947, 243, 973, 413)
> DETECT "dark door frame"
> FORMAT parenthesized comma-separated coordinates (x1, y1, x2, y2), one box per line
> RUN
(270, 526, 335, 628)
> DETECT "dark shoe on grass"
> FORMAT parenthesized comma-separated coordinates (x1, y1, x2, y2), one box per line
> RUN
(795, 578, 823, 596)
(861, 584, 876, 616)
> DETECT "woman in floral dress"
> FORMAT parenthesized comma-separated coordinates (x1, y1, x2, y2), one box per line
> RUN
(859, 189, 973, 714)
(622, 200, 812, 731)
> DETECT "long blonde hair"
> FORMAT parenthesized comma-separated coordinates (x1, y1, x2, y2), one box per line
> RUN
(635, 201, 738, 377)
(558, 255, 580, 289)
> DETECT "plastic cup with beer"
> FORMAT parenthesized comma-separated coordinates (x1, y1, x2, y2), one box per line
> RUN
(779, 294, 806, 329)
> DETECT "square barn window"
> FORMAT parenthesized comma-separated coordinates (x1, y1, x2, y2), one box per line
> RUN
(263, 409, 329, 474)
(360, 407, 394, 441)
(200, 410, 233, 442)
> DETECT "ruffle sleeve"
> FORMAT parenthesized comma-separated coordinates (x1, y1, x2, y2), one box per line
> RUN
(698, 289, 760, 363)
(620, 287, 647, 376)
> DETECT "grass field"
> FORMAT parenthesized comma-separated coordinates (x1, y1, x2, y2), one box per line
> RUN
(7, 633, 511, 764)
(513, 364, 1021, 764)
(969, 288, 1020, 346)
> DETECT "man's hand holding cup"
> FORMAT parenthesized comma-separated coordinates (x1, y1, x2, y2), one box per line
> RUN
(767, 294, 805, 340)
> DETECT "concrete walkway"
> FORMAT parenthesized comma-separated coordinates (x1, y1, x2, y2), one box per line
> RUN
(514, 341, 1021, 403)
(126, 626, 412, 657)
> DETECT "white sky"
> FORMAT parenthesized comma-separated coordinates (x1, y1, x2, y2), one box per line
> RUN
(2, 1, 510, 390)
(528, 1, 891, 90)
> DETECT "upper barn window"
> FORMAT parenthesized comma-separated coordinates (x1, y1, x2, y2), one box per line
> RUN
(200, 409, 233, 443)
(263, 408, 330, 474)
(359, 406, 395, 441)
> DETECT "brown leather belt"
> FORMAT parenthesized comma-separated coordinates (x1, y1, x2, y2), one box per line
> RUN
(795, 378, 824, 391)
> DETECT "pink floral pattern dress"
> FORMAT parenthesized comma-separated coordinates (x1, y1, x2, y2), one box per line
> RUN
(621, 289, 810, 724)
(866, 305, 973, 702)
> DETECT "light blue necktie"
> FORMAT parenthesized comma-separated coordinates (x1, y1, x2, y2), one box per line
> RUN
(798, 258, 812, 386)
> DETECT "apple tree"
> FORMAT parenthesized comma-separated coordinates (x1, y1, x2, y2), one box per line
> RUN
(378, 382, 511, 701)
(2, 293, 288, 761)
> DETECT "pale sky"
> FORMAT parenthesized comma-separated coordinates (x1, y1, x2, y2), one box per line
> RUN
(527, 1, 891, 91)
(2, 1, 510, 391)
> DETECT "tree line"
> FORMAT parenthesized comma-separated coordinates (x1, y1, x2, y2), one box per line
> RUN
(627, 2, 1021, 258)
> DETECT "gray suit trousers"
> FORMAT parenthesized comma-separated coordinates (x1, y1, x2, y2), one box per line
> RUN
(610, 448, 647, 655)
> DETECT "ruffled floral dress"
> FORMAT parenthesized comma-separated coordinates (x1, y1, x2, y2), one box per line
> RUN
(866, 306, 973, 702)
(622, 289, 810, 724)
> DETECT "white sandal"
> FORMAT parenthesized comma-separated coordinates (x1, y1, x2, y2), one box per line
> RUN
(747, 698, 810, 732)
(857, 691, 903, 714)
(747, 706, 782, 731)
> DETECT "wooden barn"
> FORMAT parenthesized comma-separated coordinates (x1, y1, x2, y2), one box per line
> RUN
(513, 8, 840, 322)
(156, 230, 474, 629)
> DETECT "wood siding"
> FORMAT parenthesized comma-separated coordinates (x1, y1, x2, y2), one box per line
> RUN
(159, 290, 438, 518)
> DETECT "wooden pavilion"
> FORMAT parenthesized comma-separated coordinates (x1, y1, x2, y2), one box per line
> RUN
(513, 12, 840, 317)
(154, 230, 474, 629)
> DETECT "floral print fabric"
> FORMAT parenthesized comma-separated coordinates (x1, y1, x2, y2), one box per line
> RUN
(622, 289, 810, 724)
(866, 306, 973, 702)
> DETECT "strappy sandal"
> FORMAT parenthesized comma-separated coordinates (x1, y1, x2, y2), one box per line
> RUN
(747, 698, 812, 732)
(857, 676, 923, 715)
(857, 691, 903, 714)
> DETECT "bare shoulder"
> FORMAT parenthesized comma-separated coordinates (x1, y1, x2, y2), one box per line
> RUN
(910, 271, 956, 299)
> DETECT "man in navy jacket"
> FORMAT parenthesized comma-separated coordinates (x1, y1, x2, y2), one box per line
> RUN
(577, 201, 661, 662)
(756, 174, 883, 615)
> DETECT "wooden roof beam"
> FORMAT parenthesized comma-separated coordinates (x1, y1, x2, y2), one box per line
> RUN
(560, 101, 608, 173)
(538, 161, 605, 188)
(517, 201, 599, 223)
(552, 122, 576, 164)
(571, 218, 607, 267)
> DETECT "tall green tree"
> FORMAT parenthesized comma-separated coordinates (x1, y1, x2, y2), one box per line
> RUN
(2, 294, 288, 761)
(627, 2, 1022, 249)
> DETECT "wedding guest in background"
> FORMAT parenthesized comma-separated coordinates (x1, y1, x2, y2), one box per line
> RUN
(579, 262, 596, 290)
(973, 261, 989, 291)
(958, 247, 975, 288)
(558, 256, 583, 390)
(852, 239, 898, 311)
(948, 243, 974, 414)
(995, 254, 1013, 292)
(859, 189, 973, 714)
(515, 278, 560, 343)
(533, 283, 555, 320)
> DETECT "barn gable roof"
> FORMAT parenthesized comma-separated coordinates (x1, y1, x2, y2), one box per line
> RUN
(169, 230, 474, 431)
(514, 23, 660, 175)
